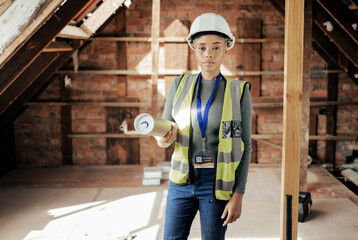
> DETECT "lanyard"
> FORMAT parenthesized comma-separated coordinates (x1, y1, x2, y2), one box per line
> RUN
(196, 72, 221, 151)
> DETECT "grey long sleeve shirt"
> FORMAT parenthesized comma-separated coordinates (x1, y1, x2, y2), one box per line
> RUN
(162, 74, 252, 194)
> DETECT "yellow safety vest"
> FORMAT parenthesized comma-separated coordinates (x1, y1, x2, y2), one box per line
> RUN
(169, 74, 250, 200)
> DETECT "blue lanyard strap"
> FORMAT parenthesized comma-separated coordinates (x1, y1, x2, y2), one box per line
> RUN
(196, 72, 221, 141)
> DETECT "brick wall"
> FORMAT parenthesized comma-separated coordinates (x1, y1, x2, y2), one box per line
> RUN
(14, 0, 358, 167)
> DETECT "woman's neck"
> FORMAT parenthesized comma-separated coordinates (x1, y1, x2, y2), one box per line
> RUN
(201, 70, 220, 80)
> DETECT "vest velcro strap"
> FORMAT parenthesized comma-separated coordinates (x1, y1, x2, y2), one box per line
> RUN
(169, 169, 188, 184)
(171, 158, 190, 174)
(216, 179, 235, 192)
(176, 134, 189, 147)
(217, 152, 241, 164)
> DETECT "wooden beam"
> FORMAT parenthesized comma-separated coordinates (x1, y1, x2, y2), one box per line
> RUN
(26, 101, 149, 107)
(43, 41, 73, 52)
(316, 0, 358, 45)
(0, 0, 14, 16)
(0, 40, 82, 127)
(325, 66, 338, 165)
(68, 133, 148, 138)
(0, 0, 90, 95)
(300, 0, 312, 192)
(280, 0, 304, 239)
(0, 52, 59, 117)
(81, 0, 124, 35)
(313, 1, 358, 68)
(60, 74, 73, 165)
(149, 0, 161, 166)
(57, 25, 90, 39)
(0, 0, 63, 67)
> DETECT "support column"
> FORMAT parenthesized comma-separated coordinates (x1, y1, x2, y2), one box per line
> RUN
(300, 0, 312, 192)
(280, 0, 305, 239)
(150, 0, 161, 166)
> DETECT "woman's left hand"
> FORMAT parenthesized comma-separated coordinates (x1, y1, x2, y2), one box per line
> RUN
(221, 192, 243, 226)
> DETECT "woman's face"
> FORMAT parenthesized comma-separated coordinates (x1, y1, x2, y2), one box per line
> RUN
(194, 34, 227, 77)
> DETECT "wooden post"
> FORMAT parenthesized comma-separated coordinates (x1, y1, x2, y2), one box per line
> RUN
(150, 0, 161, 166)
(60, 74, 73, 165)
(300, 0, 312, 192)
(163, 19, 189, 161)
(280, 0, 304, 239)
(237, 19, 262, 163)
(325, 64, 338, 167)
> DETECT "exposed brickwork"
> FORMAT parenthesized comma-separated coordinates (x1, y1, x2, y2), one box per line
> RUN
(13, 0, 358, 167)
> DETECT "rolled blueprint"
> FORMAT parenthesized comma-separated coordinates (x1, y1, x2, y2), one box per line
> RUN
(134, 113, 173, 137)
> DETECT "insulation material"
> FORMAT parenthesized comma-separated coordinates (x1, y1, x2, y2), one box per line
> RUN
(0, 0, 46, 54)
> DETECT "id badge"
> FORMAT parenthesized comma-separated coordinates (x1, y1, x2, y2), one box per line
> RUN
(194, 151, 215, 168)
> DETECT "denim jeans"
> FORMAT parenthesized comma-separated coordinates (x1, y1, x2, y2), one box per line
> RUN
(164, 168, 228, 240)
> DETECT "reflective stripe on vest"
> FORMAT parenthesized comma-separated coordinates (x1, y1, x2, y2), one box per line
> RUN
(169, 74, 249, 200)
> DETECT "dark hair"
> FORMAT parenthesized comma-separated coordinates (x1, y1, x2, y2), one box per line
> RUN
(191, 31, 229, 41)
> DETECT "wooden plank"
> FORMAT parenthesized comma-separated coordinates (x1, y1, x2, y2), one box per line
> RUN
(0, 0, 63, 67)
(300, 0, 312, 192)
(0, 40, 82, 127)
(325, 67, 338, 165)
(163, 19, 189, 162)
(43, 41, 73, 52)
(149, 0, 161, 166)
(280, 0, 304, 239)
(313, 2, 358, 67)
(237, 19, 262, 164)
(342, 169, 358, 186)
(0, 0, 90, 95)
(68, 133, 148, 138)
(316, 0, 358, 44)
(0, 0, 14, 16)
(26, 101, 149, 107)
(57, 25, 90, 39)
(81, 0, 124, 35)
(60, 74, 73, 165)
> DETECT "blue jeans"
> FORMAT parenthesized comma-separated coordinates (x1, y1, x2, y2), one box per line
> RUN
(164, 168, 228, 240)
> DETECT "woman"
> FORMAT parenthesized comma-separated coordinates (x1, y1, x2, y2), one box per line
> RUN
(156, 13, 252, 240)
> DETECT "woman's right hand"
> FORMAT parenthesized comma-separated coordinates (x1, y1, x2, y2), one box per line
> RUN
(154, 123, 177, 148)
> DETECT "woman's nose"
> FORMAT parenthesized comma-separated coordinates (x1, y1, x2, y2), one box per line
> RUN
(205, 49, 213, 58)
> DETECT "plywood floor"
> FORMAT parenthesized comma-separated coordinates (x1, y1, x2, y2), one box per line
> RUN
(0, 165, 357, 240)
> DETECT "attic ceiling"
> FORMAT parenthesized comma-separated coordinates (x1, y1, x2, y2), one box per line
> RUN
(0, 0, 357, 128)
(0, 0, 125, 127)
(269, 0, 358, 84)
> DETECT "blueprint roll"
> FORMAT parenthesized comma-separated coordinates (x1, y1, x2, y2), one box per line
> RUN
(134, 113, 173, 137)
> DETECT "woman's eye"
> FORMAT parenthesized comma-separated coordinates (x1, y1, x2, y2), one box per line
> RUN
(199, 47, 206, 51)
(213, 47, 220, 50)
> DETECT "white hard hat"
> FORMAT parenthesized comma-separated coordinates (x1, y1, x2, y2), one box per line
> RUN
(186, 13, 235, 50)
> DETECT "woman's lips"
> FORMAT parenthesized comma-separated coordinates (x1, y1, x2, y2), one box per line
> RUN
(204, 62, 214, 65)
